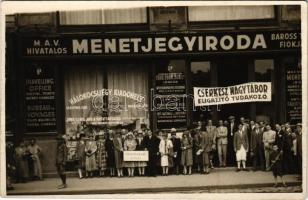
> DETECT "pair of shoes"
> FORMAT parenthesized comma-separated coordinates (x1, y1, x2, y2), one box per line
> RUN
(57, 184, 67, 189)
(236, 168, 241, 172)
(282, 183, 287, 187)
(273, 184, 278, 187)
(205, 172, 210, 174)
(243, 168, 249, 171)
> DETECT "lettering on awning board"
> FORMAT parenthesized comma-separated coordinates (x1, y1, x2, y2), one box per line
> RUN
(194, 82, 272, 106)
(21, 31, 301, 57)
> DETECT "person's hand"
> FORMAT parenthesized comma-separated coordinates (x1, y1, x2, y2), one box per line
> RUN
(234, 149, 237, 152)
(250, 152, 254, 157)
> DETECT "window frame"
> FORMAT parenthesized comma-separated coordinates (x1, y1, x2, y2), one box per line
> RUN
(187, 5, 279, 29)
(56, 9, 150, 33)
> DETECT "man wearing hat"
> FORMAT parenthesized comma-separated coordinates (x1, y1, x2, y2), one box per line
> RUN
(55, 135, 68, 189)
(227, 116, 237, 166)
(170, 128, 181, 175)
(295, 123, 302, 180)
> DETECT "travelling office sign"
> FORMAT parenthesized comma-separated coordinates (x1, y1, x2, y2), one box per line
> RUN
(21, 30, 301, 58)
(194, 82, 272, 106)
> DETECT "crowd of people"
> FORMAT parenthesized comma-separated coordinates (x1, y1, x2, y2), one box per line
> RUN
(6, 116, 303, 190)
(6, 138, 43, 190)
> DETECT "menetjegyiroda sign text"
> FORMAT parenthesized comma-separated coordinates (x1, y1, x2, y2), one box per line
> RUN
(21, 30, 301, 58)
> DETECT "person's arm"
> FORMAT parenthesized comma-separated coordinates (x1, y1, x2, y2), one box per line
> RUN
(124, 140, 128, 151)
(245, 132, 249, 152)
(233, 133, 237, 152)
(222, 128, 228, 138)
(159, 141, 163, 154)
(213, 128, 217, 145)
(268, 132, 276, 144)
(63, 145, 68, 164)
(132, 140, 137, 151)
(187, 138, 193, 149)
(91, 142, 97, 155)
(263, 132, 267, 144)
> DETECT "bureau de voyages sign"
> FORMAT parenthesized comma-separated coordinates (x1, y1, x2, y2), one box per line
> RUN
(20, 30, 301, 58)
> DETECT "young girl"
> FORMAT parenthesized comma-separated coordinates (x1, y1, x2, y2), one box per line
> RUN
(106, 130, 116, 177)
(135, 130, 147, 176)
(123, 132, 137, 177)
(159, 131, 173, 176)
(85, 134, 97, 178)
(96, 131, 107, 177)
(114, 131, 124, 177)
(181, 131, 193, 175)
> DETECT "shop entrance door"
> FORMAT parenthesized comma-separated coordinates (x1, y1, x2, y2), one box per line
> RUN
(217, 57, 250, 121)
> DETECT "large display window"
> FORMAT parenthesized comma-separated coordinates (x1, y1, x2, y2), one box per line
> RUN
(64, 64, 149, 137)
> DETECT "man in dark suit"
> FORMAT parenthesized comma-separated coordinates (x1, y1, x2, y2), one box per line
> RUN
(250, 123, 265, 171)
(295, 123, 302, 180)
(144, 129, 160, 177)
(170, 128, 181, 175)
(233, 124, 249, 171)
(227, 116, 237, 166)
(282, 126, 295, 174)
(55, 135, 68, 189)
(275, 124, 285, 151)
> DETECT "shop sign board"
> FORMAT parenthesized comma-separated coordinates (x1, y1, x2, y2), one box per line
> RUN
(194, 82, 271, 106)
(123, 151, 149, 161)
(20, 30, 301, 58)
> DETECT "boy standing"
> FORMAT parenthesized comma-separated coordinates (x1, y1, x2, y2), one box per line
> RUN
(269, 144, 287, 187)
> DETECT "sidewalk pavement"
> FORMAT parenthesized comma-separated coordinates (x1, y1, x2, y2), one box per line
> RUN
(7, 168, 302, 195)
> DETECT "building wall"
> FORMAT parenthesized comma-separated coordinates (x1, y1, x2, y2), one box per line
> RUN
(5, 5, 301, 175)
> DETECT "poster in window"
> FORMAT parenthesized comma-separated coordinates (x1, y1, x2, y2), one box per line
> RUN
(286, 63, 302, 124)
(25, 64, 57, 133)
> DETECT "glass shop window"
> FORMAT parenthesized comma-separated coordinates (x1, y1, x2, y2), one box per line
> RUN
(64, 64, 149, 137)
(190, 61, 211, 125)
(188, 6, 275, 22)
(254, 59, 275, 124)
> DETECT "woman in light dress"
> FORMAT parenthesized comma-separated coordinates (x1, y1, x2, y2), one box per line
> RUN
(159, 131, 173, 176)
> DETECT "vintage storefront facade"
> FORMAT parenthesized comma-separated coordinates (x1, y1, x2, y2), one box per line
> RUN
(5, 5, 302, 174)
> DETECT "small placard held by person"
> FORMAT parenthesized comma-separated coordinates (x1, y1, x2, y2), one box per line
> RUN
(123, 151, 149, 161)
